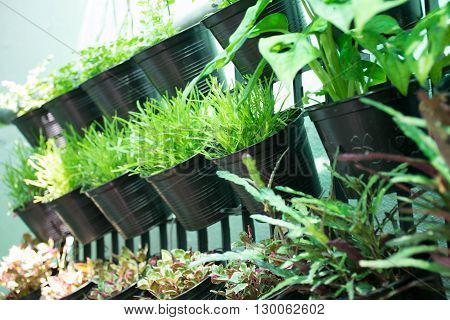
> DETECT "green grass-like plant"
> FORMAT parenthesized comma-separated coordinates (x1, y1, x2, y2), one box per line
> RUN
(71, 117, 133, 191)
(1, 141, 45, 210)
(204, 78, 294, 158)
(126, 88, 210, 177)
(25, 138, 83, 203)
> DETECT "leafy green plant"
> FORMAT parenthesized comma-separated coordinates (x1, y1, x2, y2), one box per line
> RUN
(125, 88, 210, 177)
(210, 232, 282, 299)
(185, 0, 449, 103)
(0, 234, 57, 300)
(1, 141, 45, 210)
(49, 61, 82, 98)
(25, 138, 82, 203)
(40, 237, 96, 300)
(203, 77, 294, 157)
(137, 249, 213, 299)
(88, 247, 149, 300)
(0, 57, 53, 120)
(69, 118, 133, 191)
(336, 92, 450, 276)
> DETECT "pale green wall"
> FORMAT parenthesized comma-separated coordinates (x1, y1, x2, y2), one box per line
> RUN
(0, 0, 88, 257)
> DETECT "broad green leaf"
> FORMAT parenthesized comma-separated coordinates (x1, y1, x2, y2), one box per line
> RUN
(403, 5, 450, 86)
(352, 0, 407, 32)
(217, 170, 263, 202)
(248, 13, 289, 38)
(182, 0, 272, 100)
(304, 17, 329, 35)
(362, 15, 402, 35)
(251, 214, 301, 231)
(258, 33, 320, 91)
(306, 0, 354, 32)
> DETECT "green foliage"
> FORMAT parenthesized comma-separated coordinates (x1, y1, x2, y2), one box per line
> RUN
(50, 61, 82, 98)
(204, 78, 294, 157)
(79, 37, 146, 82)
(126, 88, 210, 177)
(187, 0, 448, 103)
(1, 141, 45, 210)
(25, 139, 82, 203)
(88, 247, 149, 300)
(0, 57, 54, 118)
(216, 152, 450, 299)
(69, 118, 132, 191)
(137, 249, 212, 300)
(211, 260, 281, 299)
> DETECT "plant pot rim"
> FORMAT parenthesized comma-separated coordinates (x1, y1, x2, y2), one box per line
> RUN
(144, 153, 206, 182)
(60, 281, 95, 300)
(12, 105, 49, 122)
(13, 200, 43, 215)
(80, 59, 136, 91)
(212, 107, 303, 162)
(202, 0, 256, 28)
(306, 80, 420, 122)
(43, 86, 85, 111)
(133, 23, 206, 63)
(84, 172, 133, 196)
(50, 187, 84, 204)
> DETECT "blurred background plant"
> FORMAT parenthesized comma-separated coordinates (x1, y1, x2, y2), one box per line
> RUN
(87, 247, 149, 300)
(1, 140, 45, 211)
(0, 234, 57, 300)
(137, 249, 212, 299)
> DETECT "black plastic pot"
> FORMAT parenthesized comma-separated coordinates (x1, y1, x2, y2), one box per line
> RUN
(86, 173, 170, 239)
(15, 202, 70, 243)
(214, 113, 321, 214)
(203, 0, 305, 77)
(361, 271, 446, 300)
(45, 87, 103, 135)
(146, 154, 239, 231)
(107, 283, 145, 300)
(268, 285, 308, 300)
(175, 276, 223, 300)
(307, 81, 421, 199)
(12, 106, 65, 147)
(133, 24, 225, 97)
(386, 0, 423, 29)
(60, 281, 95, 300)
(50, 188, 113, 244)
(81, 59, 160, 119)
(19, 289, 41, 300)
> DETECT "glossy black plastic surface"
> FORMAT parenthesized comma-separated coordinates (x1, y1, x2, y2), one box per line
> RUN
(60, 282, 95, 300)
(12, 106, 65, 147)
(50, 189, 113, 244)
(308, 81, 421, 199)
(86, 174, 170, 239)
(81, 59, 160, 118)
(214, 114, 321, 214)
(45, 87, 103, 135)
(15, 202, 70, 243)
(133, 24, 225, 97)
(146, 154, 239, 231)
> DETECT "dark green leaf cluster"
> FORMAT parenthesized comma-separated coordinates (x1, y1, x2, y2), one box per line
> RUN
(1, 141, 45, 210)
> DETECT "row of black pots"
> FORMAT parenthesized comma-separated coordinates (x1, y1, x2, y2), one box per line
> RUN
(12, 0, 427, 147)
(13, 23, 223, 147)
(106, 277, 225, 300)
(16, 110, 320, 242)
